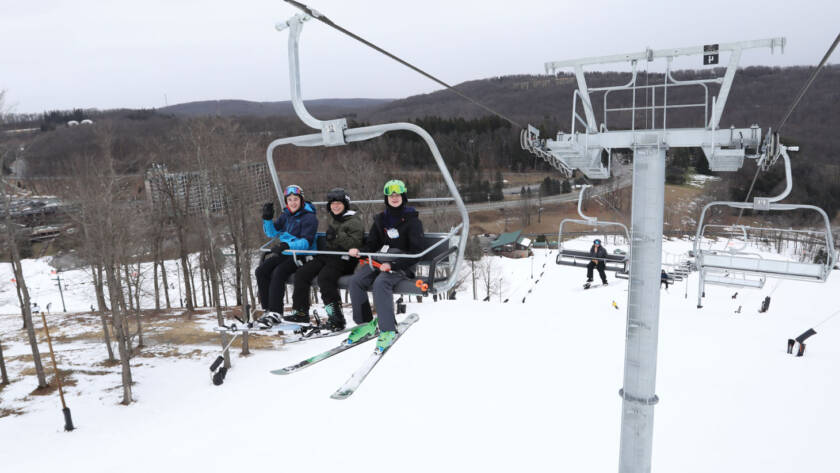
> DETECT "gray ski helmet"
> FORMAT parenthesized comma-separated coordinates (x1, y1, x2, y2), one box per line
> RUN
(326, 187, 351, 210)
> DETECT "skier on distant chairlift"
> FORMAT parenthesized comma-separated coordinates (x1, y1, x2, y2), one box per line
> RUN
(255, 184, 318, 326)
(661, 269, 671, 289)
(586, 239, 608, 287)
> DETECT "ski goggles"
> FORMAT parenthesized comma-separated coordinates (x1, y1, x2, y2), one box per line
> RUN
(284, 184, 303, 197)
(383, 180, 407, 196)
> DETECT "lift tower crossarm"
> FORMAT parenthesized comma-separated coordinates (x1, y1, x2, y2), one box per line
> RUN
(544, 38, 785, 72)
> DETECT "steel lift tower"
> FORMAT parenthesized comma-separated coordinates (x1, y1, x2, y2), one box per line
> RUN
(522, 38, 785, 472)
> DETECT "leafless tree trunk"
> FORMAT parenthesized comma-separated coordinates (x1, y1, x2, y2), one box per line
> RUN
(153, 257, 160, 311)
(201, 254, 209, 306)
(2, 145, 47, 387)
(177, 230, 195, 312)
(472, 260, 477, 300)
(219, 263, 229, 307)
(14, 275, 25, 329)
(105, 263, 133, 404)
(160, 260, 171, 309)
(88, 263, 115, 361)
(94, 263, 108, 312)
(123, 265, 135, 311)
(0, 336, 9, 385)
(132, 260, 143, 348)
(116, 267, 128, 315)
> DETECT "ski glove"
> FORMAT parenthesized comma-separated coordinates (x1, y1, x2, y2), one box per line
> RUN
(262, 202, 274, 220)
(325, 227, 337, 241)
(270, 241, 290, 255)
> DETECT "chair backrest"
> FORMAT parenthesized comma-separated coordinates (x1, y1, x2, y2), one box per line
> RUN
(421, 234, 450, 262)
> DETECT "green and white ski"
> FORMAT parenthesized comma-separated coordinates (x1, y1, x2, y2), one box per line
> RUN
(330, 313, 419, 400)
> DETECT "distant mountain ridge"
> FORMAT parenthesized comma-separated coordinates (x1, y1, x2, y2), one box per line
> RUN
(159, 98, 393, 118)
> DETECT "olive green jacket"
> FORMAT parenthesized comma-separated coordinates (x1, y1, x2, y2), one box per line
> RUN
(323, 209, 364, 252)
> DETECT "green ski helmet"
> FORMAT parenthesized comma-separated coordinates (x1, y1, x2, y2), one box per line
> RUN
(383, 179, 407, 196)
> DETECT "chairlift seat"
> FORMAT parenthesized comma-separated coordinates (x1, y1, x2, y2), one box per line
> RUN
(556, 249, 629, 274)
(702, 253, 825, 280)
(285, 234, 454, 296)
(703, 273, 765, 288)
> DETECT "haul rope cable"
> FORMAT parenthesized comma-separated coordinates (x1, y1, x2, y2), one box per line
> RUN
(734, 32, 840, 226)
(282, 0, 524, 129)
(814, 308, 840, 329)
(283, 1, 633, 222)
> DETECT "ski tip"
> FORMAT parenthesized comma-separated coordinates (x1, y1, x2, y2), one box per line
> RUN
(330, 390, 352, 400)
(270, 368, 292, 375)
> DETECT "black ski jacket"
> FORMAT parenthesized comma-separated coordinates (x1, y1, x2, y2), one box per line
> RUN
(589, 245, 607, 261)
(363, 207, 425, 272)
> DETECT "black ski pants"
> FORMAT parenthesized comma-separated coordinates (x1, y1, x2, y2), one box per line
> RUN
(291, 255, 357, 311)
(586, 260, 607, 283)
(255, 254, 299, 313)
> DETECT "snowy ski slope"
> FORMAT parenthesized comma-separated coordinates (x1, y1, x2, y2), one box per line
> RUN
(1, 240, 839, 472)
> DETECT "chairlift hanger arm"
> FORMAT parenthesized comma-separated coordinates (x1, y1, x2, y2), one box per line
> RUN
(576, 184, 597, 222)
(267, 18, 471, 293)
(280, 0, 523, 128)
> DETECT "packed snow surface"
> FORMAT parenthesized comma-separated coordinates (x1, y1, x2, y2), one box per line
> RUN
(1, 240, 839, 472)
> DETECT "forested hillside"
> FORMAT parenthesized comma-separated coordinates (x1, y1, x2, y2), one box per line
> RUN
(3, 66, 838, 218)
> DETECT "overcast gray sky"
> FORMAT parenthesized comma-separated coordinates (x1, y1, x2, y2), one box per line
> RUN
(2, 0, 838, 114)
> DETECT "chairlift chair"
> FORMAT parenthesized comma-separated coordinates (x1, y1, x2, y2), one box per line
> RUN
(556, 185, 630, 278)
(261, 14, 469, 297)
(694, 145, 837, 307)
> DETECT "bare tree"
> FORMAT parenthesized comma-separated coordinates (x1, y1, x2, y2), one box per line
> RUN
(53, 126, 136, 404)
(1, 91, 48, 388)
(0, 336, 8, 385)
(464, 235, 483, 300)
(475, 256, 504, 302)
(145, 160, 196, 312)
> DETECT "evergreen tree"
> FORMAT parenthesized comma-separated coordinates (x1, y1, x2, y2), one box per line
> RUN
(562, 179, 572, 193)
(491, 171, 504, 201)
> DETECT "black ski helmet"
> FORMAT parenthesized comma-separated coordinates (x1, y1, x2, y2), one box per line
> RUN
(326, 187, 351, 213)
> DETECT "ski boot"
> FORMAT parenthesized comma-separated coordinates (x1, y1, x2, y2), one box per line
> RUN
(283, 309, 310, 324)
(323, 302, 346, 332)
(347, 318, 378, 345)
(376, 331, 396, 353)
(256, 312, 282, 329)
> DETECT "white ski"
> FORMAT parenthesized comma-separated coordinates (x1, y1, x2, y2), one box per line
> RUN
(330, 313, 419, 400)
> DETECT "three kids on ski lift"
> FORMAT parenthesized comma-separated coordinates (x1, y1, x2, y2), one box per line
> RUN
(254, 179, 425, 352)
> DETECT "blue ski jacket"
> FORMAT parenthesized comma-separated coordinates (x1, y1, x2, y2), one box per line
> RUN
(262, 201, 318, 251)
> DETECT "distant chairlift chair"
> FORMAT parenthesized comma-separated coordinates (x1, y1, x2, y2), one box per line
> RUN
(694, 145, 837, 307)
(556, 185, 630, 278)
